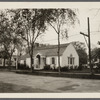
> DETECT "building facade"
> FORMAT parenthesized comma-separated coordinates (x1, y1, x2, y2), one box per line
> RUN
(20, 43, 79, 70)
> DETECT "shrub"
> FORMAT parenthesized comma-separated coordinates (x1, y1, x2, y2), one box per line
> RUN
(50, 64, 56, 70)
(97, 63, 100, 68)
(83, 66, 88, 69)
(10, 66, 16, 70)
(74, 66, 78, 70)
(70, 66, 73, 70)
(44, 65, 51, 70)
(60, 66, 69, 72)
(18, 63, 30, 70)
(77, 65, 83, 70)
(94, 63, 100, 73)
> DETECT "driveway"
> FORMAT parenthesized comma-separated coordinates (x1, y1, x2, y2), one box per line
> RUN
(0, 71, 100, 92)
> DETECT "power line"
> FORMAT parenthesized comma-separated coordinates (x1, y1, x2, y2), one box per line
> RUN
(42, 33, 80, 42)
(82, 31, 100, 34)
(42, 31, 100, 43)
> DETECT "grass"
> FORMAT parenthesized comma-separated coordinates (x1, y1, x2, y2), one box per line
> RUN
(14, 69, 100, 80)
(57, 84, 79, 91)
(0, 81, 53, 93)
(1, 67, 100, 80)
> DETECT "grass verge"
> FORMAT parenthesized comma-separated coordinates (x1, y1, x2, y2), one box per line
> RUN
(15, 70, 100, 80)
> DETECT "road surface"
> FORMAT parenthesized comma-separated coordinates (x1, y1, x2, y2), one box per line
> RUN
(0, 71, 100, 92)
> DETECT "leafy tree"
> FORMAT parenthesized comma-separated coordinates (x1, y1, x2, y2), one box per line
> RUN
(91, 47, 100, 63)
(0, 10, 22, 68)
(45, 9, 78, 73)
(10, 9, 50, 71)
(72, 41, 87, 65)
(0, 50, 9, 67)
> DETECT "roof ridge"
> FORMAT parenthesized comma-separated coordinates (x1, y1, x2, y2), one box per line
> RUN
(35, 43, 69, 50)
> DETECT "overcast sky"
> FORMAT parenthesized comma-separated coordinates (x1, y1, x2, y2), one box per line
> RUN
(0, 2, 100, 49)
(37, 8, 100, 49)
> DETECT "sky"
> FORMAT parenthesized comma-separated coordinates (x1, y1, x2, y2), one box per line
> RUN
(0, 3, 100, 49)
(36, 8, 100, 49)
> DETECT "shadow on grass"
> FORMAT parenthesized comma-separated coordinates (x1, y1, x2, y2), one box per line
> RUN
(0, 81, 53, 93)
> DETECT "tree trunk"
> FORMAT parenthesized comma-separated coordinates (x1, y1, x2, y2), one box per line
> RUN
(58, 32, 61, 74)
(3, 58, 5, 67)
(8, 57, 12, 70)
(30, 55, 34, 72)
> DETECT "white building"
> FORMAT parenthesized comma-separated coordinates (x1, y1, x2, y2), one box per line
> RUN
(19, 43, 79, 70)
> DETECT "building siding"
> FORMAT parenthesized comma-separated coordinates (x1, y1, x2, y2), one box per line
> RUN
(62, 44, 79, 68)
(26, 58, 31, 68)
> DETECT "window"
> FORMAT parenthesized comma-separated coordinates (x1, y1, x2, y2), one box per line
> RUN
(72, 58, 74, 64)
(0, 59, 2, 64)
(68, 54, 75, 65)
(52, 57, 55, 64)
(70, 58, 73, 64)
(43, 58, 46, 65)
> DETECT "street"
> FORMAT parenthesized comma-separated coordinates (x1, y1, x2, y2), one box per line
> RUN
(0, 71, 100, 92)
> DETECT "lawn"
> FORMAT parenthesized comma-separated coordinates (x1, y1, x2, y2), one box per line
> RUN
(0, 81, 52, 93)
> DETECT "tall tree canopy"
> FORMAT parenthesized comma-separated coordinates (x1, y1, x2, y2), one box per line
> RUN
(0, 10, 22, 67)
(10, 9, 53, 71)
(45, 9, 78, 73)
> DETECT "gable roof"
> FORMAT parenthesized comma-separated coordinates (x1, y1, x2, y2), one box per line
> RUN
(34, 43, 70, 56)
(20, 43, 70, 60)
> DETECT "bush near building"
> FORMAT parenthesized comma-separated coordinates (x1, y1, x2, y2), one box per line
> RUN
(18, 63, 30, 70)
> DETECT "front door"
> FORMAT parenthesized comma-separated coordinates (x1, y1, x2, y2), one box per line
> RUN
(36, 54, 41, 68)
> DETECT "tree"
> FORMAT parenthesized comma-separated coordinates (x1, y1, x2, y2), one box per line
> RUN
(45, 9, 78, 73)
(10, 9, 50, 72)
(0, 10, 22, 68)
(0, 50, 8, 67)
(91, 47, 100, 63)
(72, 41, 87, 65)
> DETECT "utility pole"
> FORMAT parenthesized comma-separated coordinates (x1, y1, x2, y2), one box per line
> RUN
(87, 17, 93, 75)
(80, 17, 93, 75)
